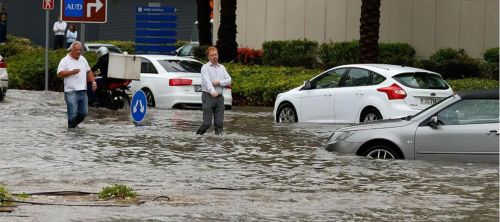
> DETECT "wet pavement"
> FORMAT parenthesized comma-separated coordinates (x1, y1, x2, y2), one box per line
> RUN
(0, 90, 498, 221)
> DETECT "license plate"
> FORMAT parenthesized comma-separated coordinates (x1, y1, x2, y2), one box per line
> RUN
(194, 85, 202, 92)
(420, 97, 441, 105)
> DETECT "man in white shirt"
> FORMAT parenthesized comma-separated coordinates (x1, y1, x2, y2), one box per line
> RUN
(196, 46, 232, 135)
(53, 16, 67, 49)
(57, 41, 97, 128)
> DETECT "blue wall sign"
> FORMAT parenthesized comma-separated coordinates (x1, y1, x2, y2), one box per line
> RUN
(131, 90, 147, 123)
(135, 6, 177, 55)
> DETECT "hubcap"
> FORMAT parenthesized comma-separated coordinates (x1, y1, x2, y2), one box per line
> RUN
(363, 113, 379, 122)
(366, 149, 395, 159)
(278, 107, 296, 123)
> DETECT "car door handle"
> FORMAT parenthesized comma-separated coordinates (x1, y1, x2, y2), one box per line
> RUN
(487, 130, 499, 136)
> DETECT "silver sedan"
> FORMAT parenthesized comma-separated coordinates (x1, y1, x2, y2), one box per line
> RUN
(325, 89, 499, 163)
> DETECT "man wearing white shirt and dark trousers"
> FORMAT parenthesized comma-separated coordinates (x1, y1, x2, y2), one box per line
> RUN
(196, 47, 232, 135)
(57, 41, 97, 128)
(53, 16, 67, 49)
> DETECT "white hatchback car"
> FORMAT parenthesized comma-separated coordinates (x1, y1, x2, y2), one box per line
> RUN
(0, 55, 8, 102)
(273, 64, 453, 123)
(128, 55, 232, 109)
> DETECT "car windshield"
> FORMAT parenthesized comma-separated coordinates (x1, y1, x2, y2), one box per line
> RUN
(393, 72, 449, 89)
(158, 60, 203, 73)
(88, 46, 123, 54)
(407, 95, 455, 120)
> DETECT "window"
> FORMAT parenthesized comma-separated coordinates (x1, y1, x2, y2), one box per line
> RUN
(312, 68, 346, 89)
(141, 58, 158, 74)
(342, 68, 370, 87)
(372, 72, 386, 85)
(393, 72, 449, 89)
(437, 99, 499, 125)
(178, 44, 196, 56)
(158, 60, 203, 73)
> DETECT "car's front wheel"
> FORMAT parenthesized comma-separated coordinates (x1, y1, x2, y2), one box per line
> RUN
(277, 103, 298, 123)
(360, 108, 382, 122)
(362, 145, 401, 160)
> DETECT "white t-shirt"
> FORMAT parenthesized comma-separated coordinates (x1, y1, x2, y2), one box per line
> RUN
(57, 54, 91, 92)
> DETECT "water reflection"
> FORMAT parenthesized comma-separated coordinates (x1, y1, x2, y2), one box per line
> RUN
(0, 90, 498, 221)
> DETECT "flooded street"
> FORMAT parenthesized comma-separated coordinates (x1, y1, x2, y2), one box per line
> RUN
(0, 90, 498, 221)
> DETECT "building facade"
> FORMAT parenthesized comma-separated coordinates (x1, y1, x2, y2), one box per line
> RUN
(213, 0, 499, 58)
(0, 0, 198, 48)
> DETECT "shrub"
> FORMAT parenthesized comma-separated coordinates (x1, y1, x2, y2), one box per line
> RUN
(226, 63, 320, 105)
(237, 48, 263, 65)
(319, 41, 359, 68)
(319, 41, 416, 67)
(447, 78, 499, 91)
(483, 47, 499, 63)
(8, 48, 97, 91)
(0, 35, 41, 58)
(415, 48, 480, 79)
(378, 42, 415, 66)
(98, 184, 136, 200)
(262, 39, 319, 68)
(193, 45, 210, 61)
(92, 40, 135, 54)
(0, 184, 12, 206)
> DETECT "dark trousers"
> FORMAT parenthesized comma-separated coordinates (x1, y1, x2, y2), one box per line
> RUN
(54, 35, 64, 50)
(197, 92, 225, 135)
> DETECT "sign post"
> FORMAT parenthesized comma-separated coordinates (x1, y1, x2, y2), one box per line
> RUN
(43, 0, 54, 91)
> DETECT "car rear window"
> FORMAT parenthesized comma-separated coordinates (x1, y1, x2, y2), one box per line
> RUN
(158, 60, 203, 73)
(393, 72, 449, 89)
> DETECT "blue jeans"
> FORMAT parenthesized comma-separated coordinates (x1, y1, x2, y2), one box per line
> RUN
(64, 90, 88, 128)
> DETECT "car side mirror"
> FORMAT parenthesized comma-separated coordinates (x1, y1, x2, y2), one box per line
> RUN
(303, 80, 312, 90)
(429, 116, 440, 128)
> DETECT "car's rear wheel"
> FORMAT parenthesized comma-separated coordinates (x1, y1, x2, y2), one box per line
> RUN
(277, 103, 298, 123)
(143, 88, 155, 107)
(360, 108, 382, 122)
(362, 145, 401, 160)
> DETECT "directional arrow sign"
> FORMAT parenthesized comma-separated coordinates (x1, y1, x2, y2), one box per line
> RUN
(131, 90, 147, 123)
(61, 0, 107, 23)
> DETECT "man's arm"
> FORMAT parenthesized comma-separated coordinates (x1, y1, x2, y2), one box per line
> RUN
(218, 66, 232, 87)
(53, 22, 59, 33)
(202, 66, 217, 95)
(87, 70, 97, 92)
(57, 69, 79, 78)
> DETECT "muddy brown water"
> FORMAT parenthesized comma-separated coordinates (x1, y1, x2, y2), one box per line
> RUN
(0, 90, 498, 221)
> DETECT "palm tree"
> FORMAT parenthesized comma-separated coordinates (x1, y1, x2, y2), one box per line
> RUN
(196, 0, 212, 46)
(359, 0, 381, 63)
(216, 0, 238, 62)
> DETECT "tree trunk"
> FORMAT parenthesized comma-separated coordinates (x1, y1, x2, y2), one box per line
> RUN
(197, 0, 212, 46)
(216, 0, 238, 63)
(359, 0, 381, 63)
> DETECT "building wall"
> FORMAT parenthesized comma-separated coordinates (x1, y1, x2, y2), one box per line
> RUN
(214, 0, 499, 58)
(0, 0, 197, 48)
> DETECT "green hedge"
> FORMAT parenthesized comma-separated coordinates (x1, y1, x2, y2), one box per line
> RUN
(447, 78, 498, 92)
(415, 48, 481, 80)
(262, 39, 319, 68)
(8, 49, 97, 91)
(483, 47, 499, 63)
(225, 63, 320, 105)
(0, 35, 42, 58)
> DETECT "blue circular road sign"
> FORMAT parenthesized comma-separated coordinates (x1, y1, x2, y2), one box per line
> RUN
(131, 90, 147, 123)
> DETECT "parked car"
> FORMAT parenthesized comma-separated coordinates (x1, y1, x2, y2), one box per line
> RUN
(325, 89, 499, 163)
(176, 41, 199, 58)
(128, 55, 232, 109)
(273, 64, 453, 123)
(68, 43, 124, 54)
(0, 55, 8, 102)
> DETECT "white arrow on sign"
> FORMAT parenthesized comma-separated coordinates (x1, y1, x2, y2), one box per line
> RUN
(86, 0, 103, 18)
(133, 100, 144, 114)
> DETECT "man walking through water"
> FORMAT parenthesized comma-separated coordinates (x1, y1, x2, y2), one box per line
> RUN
(196, 46, 232, 135)
(57, 41, 97, 128)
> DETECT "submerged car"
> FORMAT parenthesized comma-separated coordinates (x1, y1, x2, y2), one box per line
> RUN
(128, 55, 232, 109)
(0, 55, 8, 102)
(273, 64, 453, 123)
(325, 89, 499, 163)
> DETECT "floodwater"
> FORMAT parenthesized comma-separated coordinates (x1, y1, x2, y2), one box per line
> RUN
(0, 90, 498, 221)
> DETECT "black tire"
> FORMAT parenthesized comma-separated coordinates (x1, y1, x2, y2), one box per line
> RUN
(360, 107, 382, 122)
(276, 103, 298, 123)
(143, 88, 155, 107)
(362, 145, 401, 160)
(0, 93, 4, 102)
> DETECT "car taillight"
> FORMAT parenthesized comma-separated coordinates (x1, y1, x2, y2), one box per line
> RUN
(169, 78, 192, 86)
(377, 83, 407, 100)
(0, 59, 6, 68)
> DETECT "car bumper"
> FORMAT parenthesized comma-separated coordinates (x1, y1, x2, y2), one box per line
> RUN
(325, 141, 359, 154)
(382, 100, 422, 119)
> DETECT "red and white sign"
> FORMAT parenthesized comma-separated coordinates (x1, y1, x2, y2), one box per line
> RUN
(61, 0, 107, 23)
(43, 0, 55, 10)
